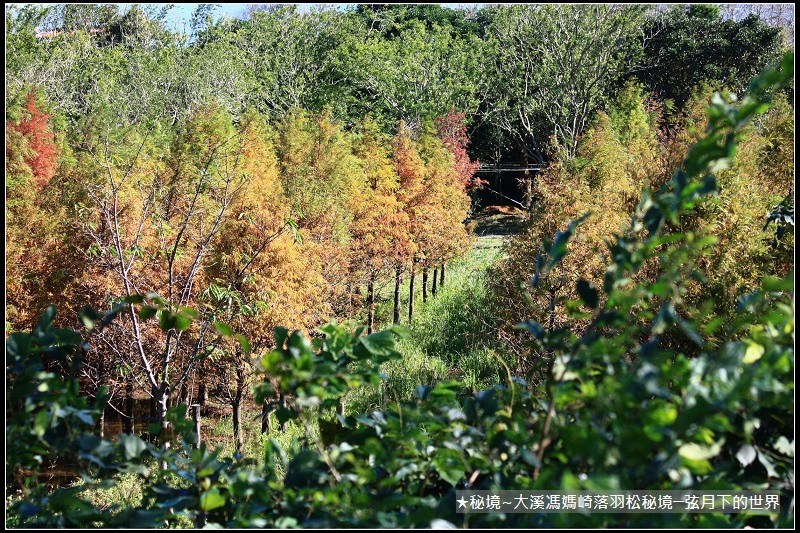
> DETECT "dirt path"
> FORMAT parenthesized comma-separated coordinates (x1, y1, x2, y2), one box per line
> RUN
(470, 205, 527, 238)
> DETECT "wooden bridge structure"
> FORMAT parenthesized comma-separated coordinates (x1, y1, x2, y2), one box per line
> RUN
(474, 164, 543, 208)
(474, 163, 544, 174)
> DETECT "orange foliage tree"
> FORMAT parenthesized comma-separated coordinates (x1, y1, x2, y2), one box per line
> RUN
(434, 110, 482, 191)
(350, 116, 412, 332)
(72, 104, 270, 449)
(6, 88, 60, 190)
(394, 121, 472, 318)
(7, 95, 480, 444)
(275, 109, 361, 324)
(5, 88, 77, 334)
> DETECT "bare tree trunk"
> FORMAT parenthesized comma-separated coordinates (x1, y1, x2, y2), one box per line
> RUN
(393, 266, 402, 324)
(279, 393, 287, 432)
(178, 380, 190, 409)
(232, 365, 245, 455)
(408, 259, 415, 323)
(192, 404, 201, 449)
(157, 389, 170, 471)
(440, 263, 445, 287)
(149, 393, 158, 443)
(432, 267, 438, 298)
(261, 401, 270, 434)
(422, 266, 428, 303)
(199, 379, 208, 407)
(97, 350, 106, 438)
(232, 401, 243, 455)
(367, 272, 376, 334)
(98, 402, 105, 439)
(522, 151, 533, 210)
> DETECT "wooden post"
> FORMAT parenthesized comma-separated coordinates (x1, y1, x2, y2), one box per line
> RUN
(279, 393, 287, 432)
(199, 379, 208, 407)
(261, 402, 270, 434)
(408, 260, 415, 323)
(393, 266, 402, 324)
(422, 266, 428, 302)
(367, 272, 376, 334)
(191, 404, 201, 449)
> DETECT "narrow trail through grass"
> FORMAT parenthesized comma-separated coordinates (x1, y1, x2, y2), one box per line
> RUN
(346, 233, 515, 413)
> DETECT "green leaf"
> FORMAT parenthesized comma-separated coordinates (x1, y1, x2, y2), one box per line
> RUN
(138, 306, 157, 320)
(33, 409, 49, 438)
(36, 305, 57, 333)
(276, 407, 297, 425)
(260, 350, 282, 372)
(119, 434, 148, 460)
(234, 334, 251, 354)
(773, 436, 793, 456)
(214, 322, 234, 336)
(545, 213, 590, 270)
(517, 320, 546, 340)
(678, 318, 704, 347)
(743, 341, 764, 364)
(679, 440, 724, 461)
(319, 417, 341, 447)
(359, 330, 396, 356)
(200, 488, 226, 512)
(158, 312, 175, 331)
(180, 307, 199, 319)
(387, 324, 411, 339)
(762, 275, 793, 293)
(274, 327, 289, 348)
(433, 450, 464, 486)
(428, 381, 461, 400)
(79, 307, 101, 331)
(6, 332, 32, 360)
(74, 411, 95, 426)
(757, 449, 779, 477)
(174, 313, 192, 331)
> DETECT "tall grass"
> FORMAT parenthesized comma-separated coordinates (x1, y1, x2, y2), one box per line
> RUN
(346, 236, 513, 413)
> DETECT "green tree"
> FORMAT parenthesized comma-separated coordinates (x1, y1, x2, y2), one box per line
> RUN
(637, 4, 783, 112)
(484, 4, 646, 162)
(218, 5, 353, 120)
(344, 17, 486, 133)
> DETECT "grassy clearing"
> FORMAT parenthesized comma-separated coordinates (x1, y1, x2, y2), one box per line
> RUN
(346, 236, 513, 413)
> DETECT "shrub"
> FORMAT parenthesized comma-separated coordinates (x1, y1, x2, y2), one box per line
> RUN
(6, 53, 794, 529)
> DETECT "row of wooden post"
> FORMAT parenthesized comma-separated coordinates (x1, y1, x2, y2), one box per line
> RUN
(367, 261, 446, 334)
(402, 261, 445, 325)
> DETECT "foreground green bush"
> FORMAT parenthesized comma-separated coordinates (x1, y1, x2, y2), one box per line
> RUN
(6, 54, 794, 528)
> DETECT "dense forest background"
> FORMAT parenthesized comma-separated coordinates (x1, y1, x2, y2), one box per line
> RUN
(5, 3, 795, 528)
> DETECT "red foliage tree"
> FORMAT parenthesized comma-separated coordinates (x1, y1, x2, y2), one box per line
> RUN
(7, 89, 60, 189)
(434, 110, 483, 190)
